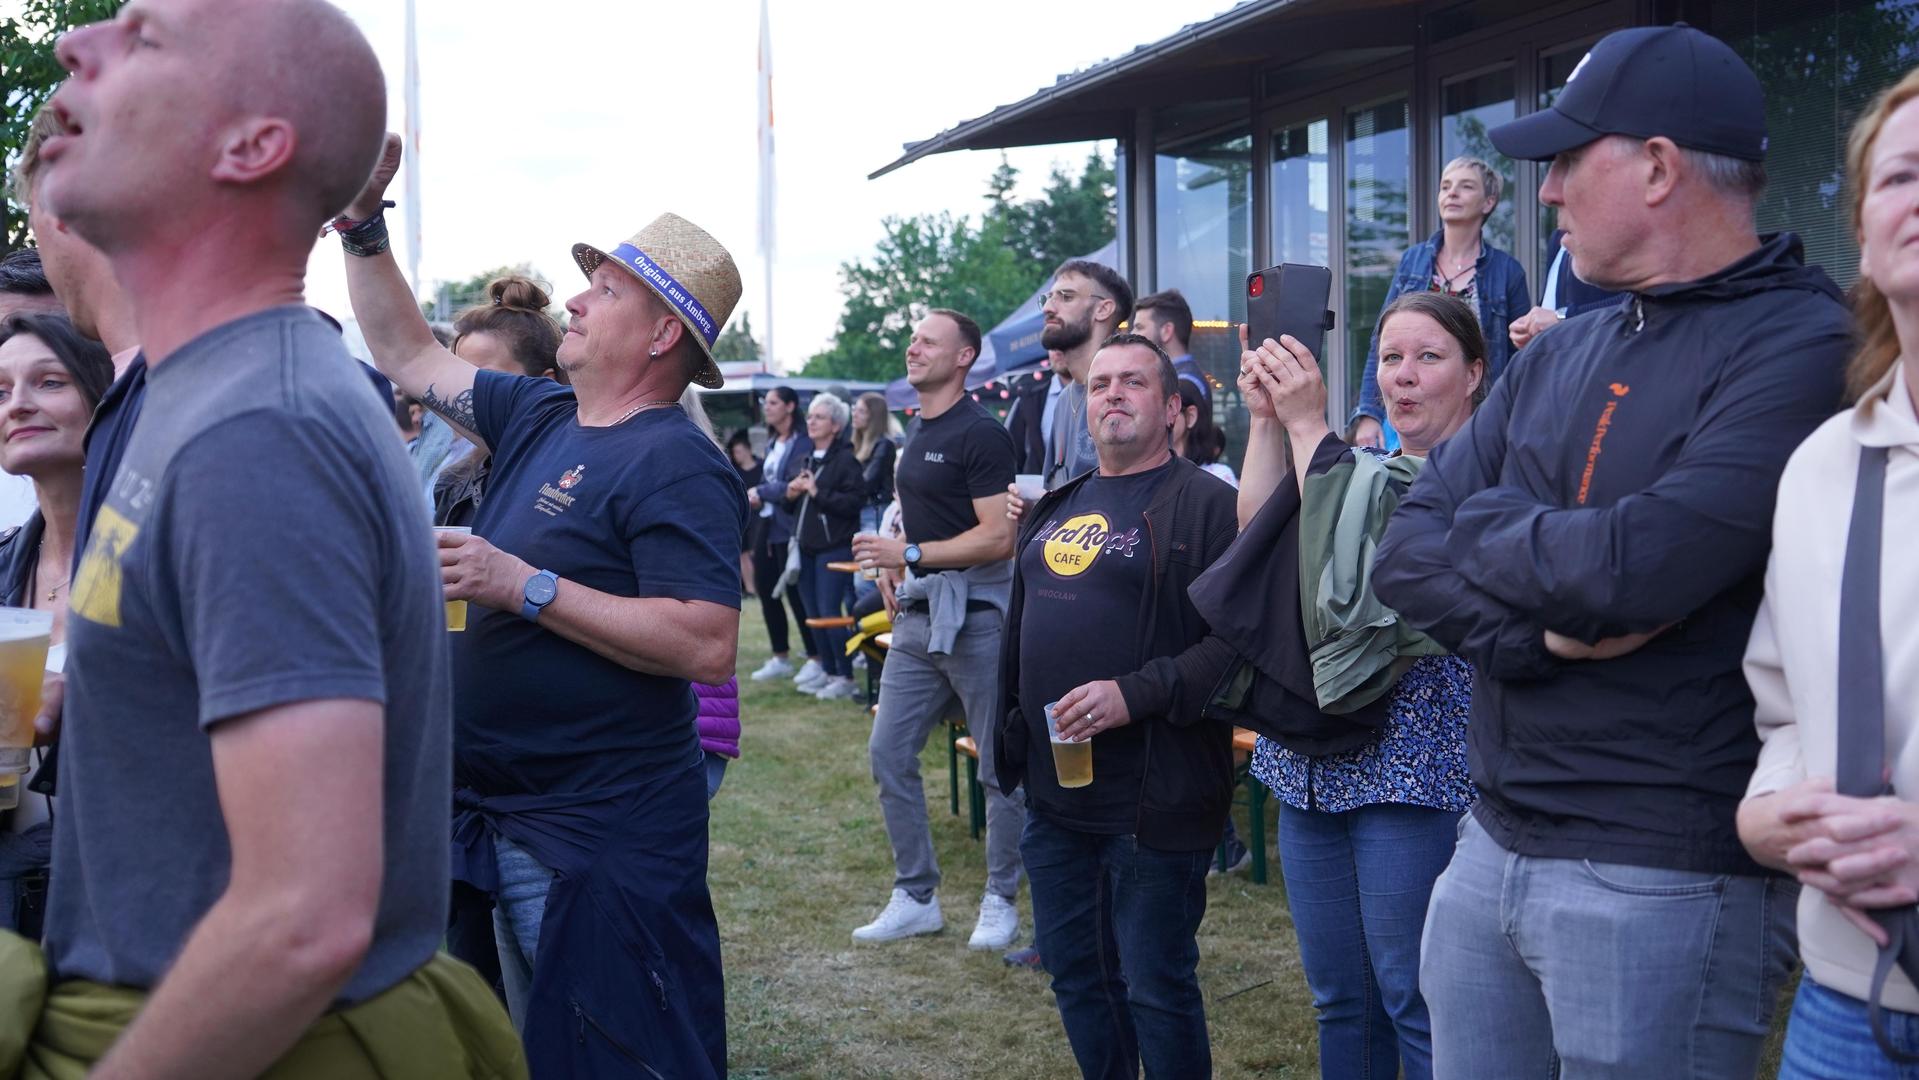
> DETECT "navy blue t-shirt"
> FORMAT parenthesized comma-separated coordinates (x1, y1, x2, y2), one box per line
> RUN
(459, 371, 746, 796)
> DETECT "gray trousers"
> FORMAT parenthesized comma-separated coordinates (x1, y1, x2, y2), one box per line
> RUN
(1421, 813, 1797, 1079)
(869, 607, 1024, 902)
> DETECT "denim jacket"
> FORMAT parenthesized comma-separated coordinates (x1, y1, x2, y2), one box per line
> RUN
(1353, 229, 1531, 426)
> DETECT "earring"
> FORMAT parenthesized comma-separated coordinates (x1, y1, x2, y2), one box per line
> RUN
(649, 350, 658, 358)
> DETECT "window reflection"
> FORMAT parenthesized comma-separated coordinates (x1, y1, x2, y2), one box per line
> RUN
(1156, 131, 1254, 324)
(1344, 99, 1411, 404)
(1441, 67, 1518, 255)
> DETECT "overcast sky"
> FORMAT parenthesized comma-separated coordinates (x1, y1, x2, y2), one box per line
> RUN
(279, 0, 1228, 368)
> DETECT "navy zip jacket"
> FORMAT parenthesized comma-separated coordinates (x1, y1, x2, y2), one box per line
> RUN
(1374, 233, 1851, 875)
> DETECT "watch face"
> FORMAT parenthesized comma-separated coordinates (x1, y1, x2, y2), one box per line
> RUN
(904, 545, 921, 565)
(526, 574, 558, 605)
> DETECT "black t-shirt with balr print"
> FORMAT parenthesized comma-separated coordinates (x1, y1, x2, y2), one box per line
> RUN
(1017, 460, 1170, 832)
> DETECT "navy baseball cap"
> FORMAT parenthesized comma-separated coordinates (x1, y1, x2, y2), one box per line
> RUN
(1490, 24, 1767, 162)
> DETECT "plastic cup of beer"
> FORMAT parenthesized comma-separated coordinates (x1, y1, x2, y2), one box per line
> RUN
(0, 608, 53, 801)
(435, 527, 472, 631)
(853, 532, 882, 580)
(1014, 473, 1047, 502)
(1043, 700, 1093, 789)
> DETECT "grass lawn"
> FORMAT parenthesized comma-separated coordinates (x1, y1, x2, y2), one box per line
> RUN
(713, 615, 1322, 1078)
(711, 615, 1795, 1078)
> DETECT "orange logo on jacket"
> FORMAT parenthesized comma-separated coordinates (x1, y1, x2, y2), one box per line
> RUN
(1576, 384, 1631, 505)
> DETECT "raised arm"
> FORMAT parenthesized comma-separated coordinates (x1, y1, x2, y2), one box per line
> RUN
(337, 134, 485, 447)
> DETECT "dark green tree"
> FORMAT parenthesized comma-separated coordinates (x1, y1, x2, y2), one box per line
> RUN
(804, 150, 1117, 382)
(2, 0, 122, 249)
(421, 263, 551, 319)
(712, 311, 762, 364)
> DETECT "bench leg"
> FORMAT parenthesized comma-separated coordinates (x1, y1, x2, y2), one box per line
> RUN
(1248, 779, 1269, 886)
(965, 754, 982, 840)
(948, 724, 961, 817)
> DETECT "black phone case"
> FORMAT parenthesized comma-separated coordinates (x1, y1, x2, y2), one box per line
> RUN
(1246, 263, 1336, 362)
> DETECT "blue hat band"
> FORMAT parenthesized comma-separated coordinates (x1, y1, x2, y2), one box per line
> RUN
(609, 243, 720, 347)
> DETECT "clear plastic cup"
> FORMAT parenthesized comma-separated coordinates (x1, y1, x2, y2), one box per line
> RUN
(1014, 473, 1047, 502)
(1043, 700, 1093, 789)
(435, 527, 473, 631)
(0, 607, 52, 797)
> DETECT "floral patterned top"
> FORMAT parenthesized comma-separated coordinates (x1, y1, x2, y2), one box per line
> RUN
(1251, 655, 1474, 814)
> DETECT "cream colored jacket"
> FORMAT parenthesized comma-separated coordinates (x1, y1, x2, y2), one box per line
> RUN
(1746, 361, 1919, 1012)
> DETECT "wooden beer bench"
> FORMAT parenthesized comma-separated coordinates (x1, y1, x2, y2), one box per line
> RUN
(954, 735, 983, 840)
(1219, 727, 1271, 884)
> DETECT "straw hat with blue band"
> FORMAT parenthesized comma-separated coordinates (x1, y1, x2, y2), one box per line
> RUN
(572, 212, 743, 389)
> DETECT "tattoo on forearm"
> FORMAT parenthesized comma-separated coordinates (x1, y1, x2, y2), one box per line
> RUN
(421, 383, 478, 432)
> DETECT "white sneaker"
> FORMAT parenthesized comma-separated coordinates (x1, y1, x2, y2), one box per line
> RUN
(749, 656, 794, 682)
(792, 658, 826, 690)
(852, 888, 943, 942)
(967, 891, 1019, 950)
(814, 676, 859, 701)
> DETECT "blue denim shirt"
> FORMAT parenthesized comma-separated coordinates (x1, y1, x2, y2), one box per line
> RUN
(1353, 229, 1531, 429)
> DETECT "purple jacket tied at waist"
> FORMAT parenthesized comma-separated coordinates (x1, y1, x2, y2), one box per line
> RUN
(695, 678, 741, 759)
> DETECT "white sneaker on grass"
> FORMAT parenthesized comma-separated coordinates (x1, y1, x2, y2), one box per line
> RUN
(792, 658, 826, 690)
(749, 655, 794, 681)
(814, 676, 860, 701)
(967, 891, 1019, 950)
(853, 888, 943, 942)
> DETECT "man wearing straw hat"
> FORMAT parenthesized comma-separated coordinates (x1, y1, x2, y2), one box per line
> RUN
(340, 135, 745, 1077)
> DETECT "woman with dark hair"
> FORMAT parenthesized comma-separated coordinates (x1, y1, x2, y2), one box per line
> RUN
(1737, 68, 1919, 1075)
(727, 431, 764, 598)
(1172, 375, 1236, 488)
(745, 386, 821, 688)
(431, 276, 565, 527)
(0, 312, 113, 935)
(1218, 291, 1486, 1080)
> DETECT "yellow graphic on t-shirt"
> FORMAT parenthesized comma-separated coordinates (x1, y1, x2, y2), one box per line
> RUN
(1037, 511, 1144, 579)
(69, 505, 139, 628)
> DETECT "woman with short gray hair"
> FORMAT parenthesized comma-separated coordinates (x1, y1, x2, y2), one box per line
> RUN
(784, 393, 867, 700)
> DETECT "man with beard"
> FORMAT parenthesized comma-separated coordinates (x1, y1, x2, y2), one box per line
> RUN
(1041, 261, 1133, 490)
(996, 332, 1239, 1076)
(850, 309, 1022, 948)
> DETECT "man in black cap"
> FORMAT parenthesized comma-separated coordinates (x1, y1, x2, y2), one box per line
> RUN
(1374, 24, 1850, 1076)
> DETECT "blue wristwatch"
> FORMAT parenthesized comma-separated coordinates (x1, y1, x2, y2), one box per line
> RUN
(521, 569, 559, 622)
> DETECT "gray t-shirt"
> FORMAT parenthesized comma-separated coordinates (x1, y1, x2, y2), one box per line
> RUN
(48, 306, 450, 1005)
(1045, 380, 1100, 490)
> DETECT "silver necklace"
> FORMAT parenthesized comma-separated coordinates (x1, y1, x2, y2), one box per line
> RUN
(607, 400, 681, 426)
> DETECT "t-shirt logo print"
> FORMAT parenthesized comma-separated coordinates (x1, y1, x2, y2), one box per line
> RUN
(559, 464, 586, 490)
(1037, 512, 1142, 579)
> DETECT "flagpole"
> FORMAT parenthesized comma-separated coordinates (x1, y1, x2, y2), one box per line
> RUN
(404, 0, 423, 299)
(757, 0, 776, 371)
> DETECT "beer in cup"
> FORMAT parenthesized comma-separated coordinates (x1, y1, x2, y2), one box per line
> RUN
(0, 608, 53, 808)
(435, 526, 473, 631)
(1044, 700, 1093, 789)
(853, 532, 882, 581)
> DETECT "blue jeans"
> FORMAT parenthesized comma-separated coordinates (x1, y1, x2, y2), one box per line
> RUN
(1279, 802, 1459, 1080)
(799, 545, 855, 678)
(492, 833, 556, 1032)
(1021, 812, 1212, 1079)
(704, 751, 728, 799)
(1421, 813, 1797, 1078)
(1781, 977, 1919, 1078)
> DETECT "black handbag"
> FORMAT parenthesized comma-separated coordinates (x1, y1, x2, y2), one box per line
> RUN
(1833, 444, 1919, 1061)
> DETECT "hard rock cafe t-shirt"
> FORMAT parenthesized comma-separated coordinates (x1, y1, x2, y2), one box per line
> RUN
(1016, 460, 1171, 832)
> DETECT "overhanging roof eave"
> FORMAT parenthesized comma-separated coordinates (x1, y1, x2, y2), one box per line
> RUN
(867, 0, 1302, 180)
